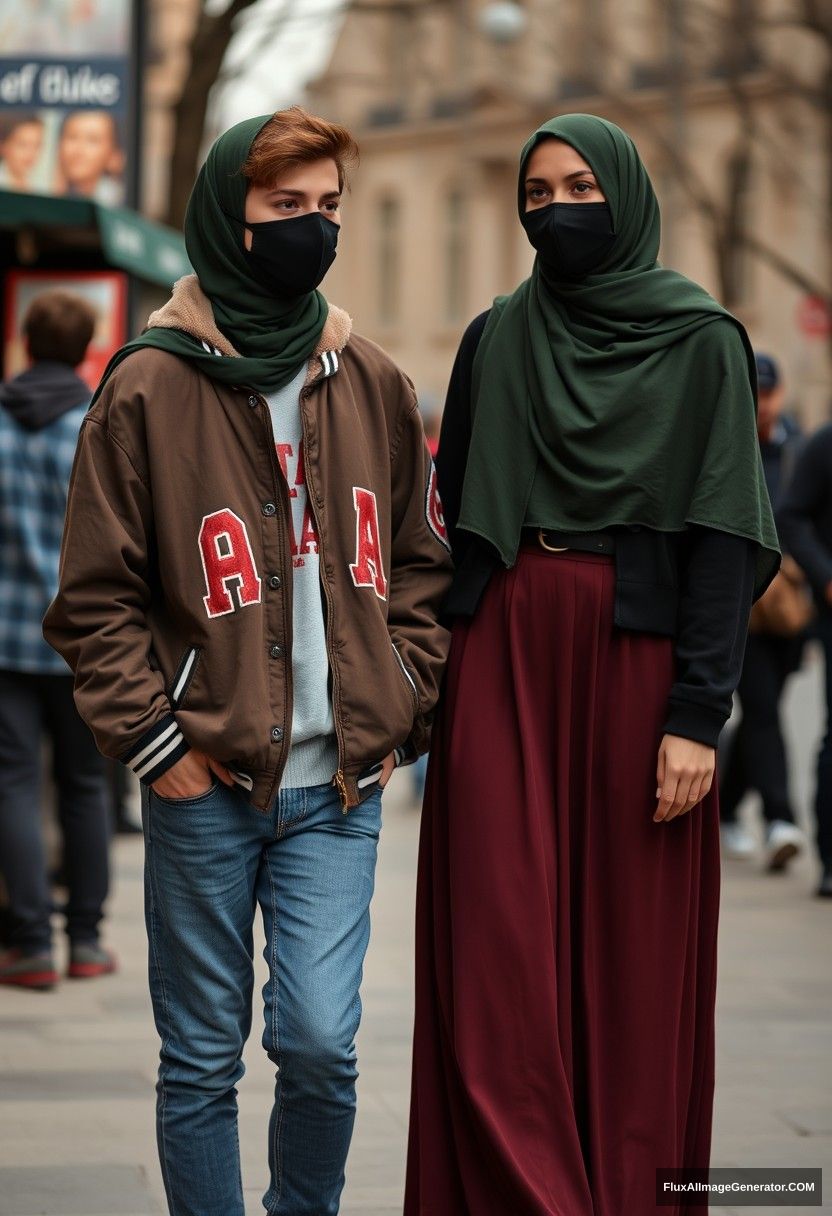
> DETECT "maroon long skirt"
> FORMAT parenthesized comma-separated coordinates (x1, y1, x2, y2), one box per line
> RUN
(405, 549, 719, 1216)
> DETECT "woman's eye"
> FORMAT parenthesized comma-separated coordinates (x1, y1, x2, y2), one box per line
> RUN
(573, 180, 594, 195)
(528, 187, 549, 201)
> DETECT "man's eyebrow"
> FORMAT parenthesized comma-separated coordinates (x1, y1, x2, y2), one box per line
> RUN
(266, 188, 342, 199)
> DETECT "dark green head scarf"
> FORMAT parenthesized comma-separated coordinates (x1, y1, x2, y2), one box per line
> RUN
(458, 113, 779, 593)
(94, 115, 329, 396)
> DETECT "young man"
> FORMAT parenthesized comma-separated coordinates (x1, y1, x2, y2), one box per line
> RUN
(44, 109, 451, 1215)
(0, 289, 113, 989)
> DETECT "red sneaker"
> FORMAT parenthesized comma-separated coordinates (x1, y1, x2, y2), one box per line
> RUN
(67, 944, 118, 979)
(0, 948, 58, 991)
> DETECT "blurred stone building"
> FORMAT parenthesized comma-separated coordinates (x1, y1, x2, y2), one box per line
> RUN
(307, 0, 831, 420)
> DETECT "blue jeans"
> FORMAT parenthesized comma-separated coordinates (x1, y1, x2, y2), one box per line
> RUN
(141, 778, 382, 1216)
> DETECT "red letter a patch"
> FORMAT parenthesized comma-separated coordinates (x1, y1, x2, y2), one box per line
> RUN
(199, 509, 262, 618)
(426, 462, 450, 551)
(349, 487, 388, 600)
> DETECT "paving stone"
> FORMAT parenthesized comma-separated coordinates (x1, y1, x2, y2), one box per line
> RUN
(778, 1106, 832, 1136)
(0, 1070, 148, 1101)
(0, 1164, 160, 1215)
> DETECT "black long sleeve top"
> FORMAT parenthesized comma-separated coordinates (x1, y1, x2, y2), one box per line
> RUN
(777, 422, 832, 604)
(436, 311, 760, 749)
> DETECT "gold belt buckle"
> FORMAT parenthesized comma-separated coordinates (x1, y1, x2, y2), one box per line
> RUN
(538, 529, 569, 553)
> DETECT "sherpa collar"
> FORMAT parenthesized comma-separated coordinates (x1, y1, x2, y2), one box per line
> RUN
(147, 274, 353, 386)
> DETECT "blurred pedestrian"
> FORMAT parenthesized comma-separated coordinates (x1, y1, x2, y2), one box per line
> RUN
(44, 109, 451, 1216)
(406, 115, 779, 1216)
(719, 353, 809, 869)
(108, 759, 142, 835)
(779, 413, 832, 898)
(0, 290, 114, 990)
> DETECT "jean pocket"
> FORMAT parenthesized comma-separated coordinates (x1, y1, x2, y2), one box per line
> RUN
(150, 776, 220, 807)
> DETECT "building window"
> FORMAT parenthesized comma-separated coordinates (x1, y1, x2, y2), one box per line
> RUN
(377, 196, 400, 326)
(445, 187, 466, 323)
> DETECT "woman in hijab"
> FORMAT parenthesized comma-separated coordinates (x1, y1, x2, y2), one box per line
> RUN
(405, 114, 778, 1216)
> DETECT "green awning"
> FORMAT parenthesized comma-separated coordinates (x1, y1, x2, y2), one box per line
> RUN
(0, 190, 191, 288)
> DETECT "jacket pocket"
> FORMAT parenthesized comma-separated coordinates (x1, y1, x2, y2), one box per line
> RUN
(391, 641, 419, 715)
(169, 645, 202, 710)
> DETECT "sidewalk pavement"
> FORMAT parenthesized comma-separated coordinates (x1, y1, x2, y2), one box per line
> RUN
(0, 652, 830, 1216)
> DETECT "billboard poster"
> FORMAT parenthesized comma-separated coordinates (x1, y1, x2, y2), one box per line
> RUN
(0, 0, 134, 206)
(4, 269, 128, 389)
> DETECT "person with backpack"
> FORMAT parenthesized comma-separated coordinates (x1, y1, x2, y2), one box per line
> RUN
(719, 352, 809, 870)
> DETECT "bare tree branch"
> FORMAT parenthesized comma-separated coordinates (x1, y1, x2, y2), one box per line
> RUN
(165, 0, 270, 228)
(740, 231, 832, 302)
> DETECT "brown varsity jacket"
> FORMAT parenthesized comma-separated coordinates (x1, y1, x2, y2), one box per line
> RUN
(43, 277, 453, 811)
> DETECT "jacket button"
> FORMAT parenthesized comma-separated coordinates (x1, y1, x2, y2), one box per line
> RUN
(268, 574, 282, 589)
(262, 502, 276, 517)
(248, 394, 259, 408)
(271, 726, 283, 742)
(269, 644, 283, 659)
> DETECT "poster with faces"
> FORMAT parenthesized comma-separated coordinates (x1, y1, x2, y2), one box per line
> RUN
(0, 0, 133, 205)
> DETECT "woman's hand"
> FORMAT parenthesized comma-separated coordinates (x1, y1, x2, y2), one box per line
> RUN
(151, 748, 234, 800)
(654, 734, 715, 822)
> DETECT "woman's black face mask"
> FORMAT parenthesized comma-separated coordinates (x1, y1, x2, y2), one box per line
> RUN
(520, 202, 615, 280)
(236, 210, 340, 298)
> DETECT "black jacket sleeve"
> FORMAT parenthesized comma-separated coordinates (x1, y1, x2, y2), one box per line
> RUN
(777, 425, 832, 598)
(663, 527, 756, 748)
(435, 310, 490, 557)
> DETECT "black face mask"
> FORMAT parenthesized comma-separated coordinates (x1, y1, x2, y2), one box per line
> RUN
(520, 202, 615, 280)
(238, 210, 339, 298)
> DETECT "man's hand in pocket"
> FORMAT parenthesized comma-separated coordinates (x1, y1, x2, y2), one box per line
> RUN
(379, 751, 396, 789)
(151, 749, 233, 800)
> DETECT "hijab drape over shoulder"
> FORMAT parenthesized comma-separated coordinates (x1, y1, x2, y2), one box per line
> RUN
(457, 113, 779, 595)
(92, 115, 329, 397)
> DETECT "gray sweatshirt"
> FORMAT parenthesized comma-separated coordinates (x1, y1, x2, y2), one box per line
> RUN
(266, 366, 338, 788)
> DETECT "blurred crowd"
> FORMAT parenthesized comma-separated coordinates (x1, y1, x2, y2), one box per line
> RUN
(0, 286, 829, 991)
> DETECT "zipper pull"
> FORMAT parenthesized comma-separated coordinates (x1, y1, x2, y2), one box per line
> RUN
(334, 769, 349, 814)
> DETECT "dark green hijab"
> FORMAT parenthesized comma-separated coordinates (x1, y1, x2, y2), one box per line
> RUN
(94, 115, 329, 396)
(457, 113, 779, 594)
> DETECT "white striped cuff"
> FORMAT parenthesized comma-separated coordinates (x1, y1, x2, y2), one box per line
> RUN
(121, 714, 191, 785)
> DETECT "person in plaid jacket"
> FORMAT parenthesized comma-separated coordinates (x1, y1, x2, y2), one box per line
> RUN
(0, 289, 114, 989)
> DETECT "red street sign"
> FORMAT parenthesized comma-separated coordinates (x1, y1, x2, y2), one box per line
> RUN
(797, 295, 832, 338)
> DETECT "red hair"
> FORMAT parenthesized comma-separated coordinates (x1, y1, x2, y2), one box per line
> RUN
(243, 107, 359, 192)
